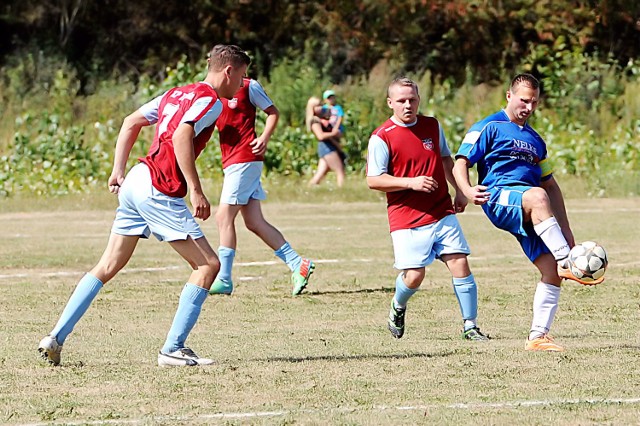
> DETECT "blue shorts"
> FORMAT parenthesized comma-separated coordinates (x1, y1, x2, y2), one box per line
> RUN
(391, 214, 471, 270)
(112, 163, 204, 242)
(482, 185, 549, 262)
(219, 161, 266, 205)
(317, 141, 346, 162)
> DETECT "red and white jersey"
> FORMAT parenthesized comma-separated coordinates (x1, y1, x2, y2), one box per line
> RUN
(138, 82, 222, 198)
(216, 78, 274, 168)
(367, 115, 454, 232)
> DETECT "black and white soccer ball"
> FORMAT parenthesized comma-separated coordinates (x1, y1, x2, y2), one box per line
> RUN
(568, 241, 608, 284)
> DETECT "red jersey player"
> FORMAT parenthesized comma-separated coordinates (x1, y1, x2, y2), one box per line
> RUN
(209, 78, 315, 296)
(38, 45, 250, 367)
(366, 77, 489, 341)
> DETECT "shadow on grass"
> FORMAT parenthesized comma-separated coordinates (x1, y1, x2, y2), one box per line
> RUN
(254, 350, 457, 363)
(307, 287, 394, 296)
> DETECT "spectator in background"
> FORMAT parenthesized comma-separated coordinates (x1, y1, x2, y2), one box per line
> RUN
(305, 96, 345, 187)
(322, 89, 345, 137)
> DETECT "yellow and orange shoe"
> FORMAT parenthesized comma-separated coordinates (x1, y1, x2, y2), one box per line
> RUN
(525, 334, 565, 352)
(558, 264, 605, 286)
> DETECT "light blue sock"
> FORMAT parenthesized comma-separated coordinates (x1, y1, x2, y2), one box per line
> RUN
(452, 274, 478, 325)
(217, 246, 236, 282)
(274, 242, 302, 272)
(393, 272, 417, 308)
(161, 283, 208, 354)
(51, 273, 103, 344)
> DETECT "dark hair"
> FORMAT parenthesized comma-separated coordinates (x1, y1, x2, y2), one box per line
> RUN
(207, 44, 251, 72)
(387, 76, 418, 98)
(510, 73, 540, 91)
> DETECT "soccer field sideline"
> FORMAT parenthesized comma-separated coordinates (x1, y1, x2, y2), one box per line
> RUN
(15, 396, 640, 426)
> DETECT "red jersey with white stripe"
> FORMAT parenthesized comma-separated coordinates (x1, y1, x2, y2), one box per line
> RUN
(139, 82, 221, 198)
(216, 78, 273, 168)
(370, 116, 454, 232)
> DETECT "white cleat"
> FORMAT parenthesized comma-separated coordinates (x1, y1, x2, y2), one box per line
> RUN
(157, 347, 215, 367)
(38, 335, 63, 366)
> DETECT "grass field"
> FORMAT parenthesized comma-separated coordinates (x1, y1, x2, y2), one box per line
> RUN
(1, 186, 640, 425)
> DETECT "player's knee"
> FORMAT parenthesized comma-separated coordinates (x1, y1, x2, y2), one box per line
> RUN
(525, 187, 550, 209)
(404, 270, 425, 288)
(92, 258, 124, 283)
(200, 257, 220, 285)
(244, 217, 267, 234)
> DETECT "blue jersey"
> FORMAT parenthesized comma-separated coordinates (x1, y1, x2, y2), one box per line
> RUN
(456, 110, 552, 189)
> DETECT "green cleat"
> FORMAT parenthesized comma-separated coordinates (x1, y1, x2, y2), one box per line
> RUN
(291, 258, 315, 295)
(209, 278, 233, 295)
(462, 327, 490, 341)
(387, 300, 406, 339)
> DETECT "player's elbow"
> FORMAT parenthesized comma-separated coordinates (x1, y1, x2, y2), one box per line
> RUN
(366, 176, 383, 191)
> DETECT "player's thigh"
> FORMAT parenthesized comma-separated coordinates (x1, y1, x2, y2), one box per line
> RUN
(169, 235, 219, 270)
(215, 202, 243, 226)
(240, 198, 268, 226)
(391, 224, 438, 270)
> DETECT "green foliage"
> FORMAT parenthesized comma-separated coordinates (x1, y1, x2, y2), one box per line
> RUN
(1, 34, 639, 197)
(0, 114, 110, 196)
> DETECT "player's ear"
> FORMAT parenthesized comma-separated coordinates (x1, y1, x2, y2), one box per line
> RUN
(223, 65, 232, 79)
(386, 97, 392, 109)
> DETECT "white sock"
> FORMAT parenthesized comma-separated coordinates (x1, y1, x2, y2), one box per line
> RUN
(533, 217, 571, 265)
(529, 282, 561, 340)
(463, 319, 477, 331)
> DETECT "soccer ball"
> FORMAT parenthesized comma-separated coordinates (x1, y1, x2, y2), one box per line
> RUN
(567, 241, 608, 284)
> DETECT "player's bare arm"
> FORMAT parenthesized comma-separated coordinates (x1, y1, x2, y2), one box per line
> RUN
(367, 173, 438, 193)
(173, 122, 210, 221)
(250, 105, 279, 156)
(310, 121, 341, 141)
(541, 177, 575, 247)
(453, 157, 490, 205)
(442, 156, 468, 213)
(109, 111, 151, 194)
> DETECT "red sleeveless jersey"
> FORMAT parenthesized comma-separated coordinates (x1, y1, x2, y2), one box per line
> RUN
(216, 78, 261, 168)
(140, 82, 219, 198)
(372, 115, 454, 232)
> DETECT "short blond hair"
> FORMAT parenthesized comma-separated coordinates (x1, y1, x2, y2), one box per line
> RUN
(387, 77, 418, 98)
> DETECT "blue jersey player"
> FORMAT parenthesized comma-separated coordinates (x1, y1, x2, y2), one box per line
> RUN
(453, 73, 593, 353)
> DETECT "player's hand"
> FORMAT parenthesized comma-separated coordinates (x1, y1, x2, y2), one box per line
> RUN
(190, 191, 211, 220)
(410, 176, 438, 193)
(453, 191, 468, 213)
(250, 137, 267, 156)
(108, 174, 124, 194)
(466, 185, 490, 205)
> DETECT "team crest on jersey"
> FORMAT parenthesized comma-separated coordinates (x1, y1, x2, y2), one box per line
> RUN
(422, 138, 434, 151)
(228, 98, 238, 109)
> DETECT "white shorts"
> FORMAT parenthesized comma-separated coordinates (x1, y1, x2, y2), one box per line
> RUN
(111, 163, 204, 242)
(219, 161, 266, 205)
(391, 214, 470, 270)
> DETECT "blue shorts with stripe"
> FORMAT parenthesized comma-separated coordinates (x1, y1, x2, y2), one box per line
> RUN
(482, 185, 550, 262)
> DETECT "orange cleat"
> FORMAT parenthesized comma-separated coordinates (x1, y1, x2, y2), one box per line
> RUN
(525, 334, 565, 352)
(558, 265, 605, 286)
